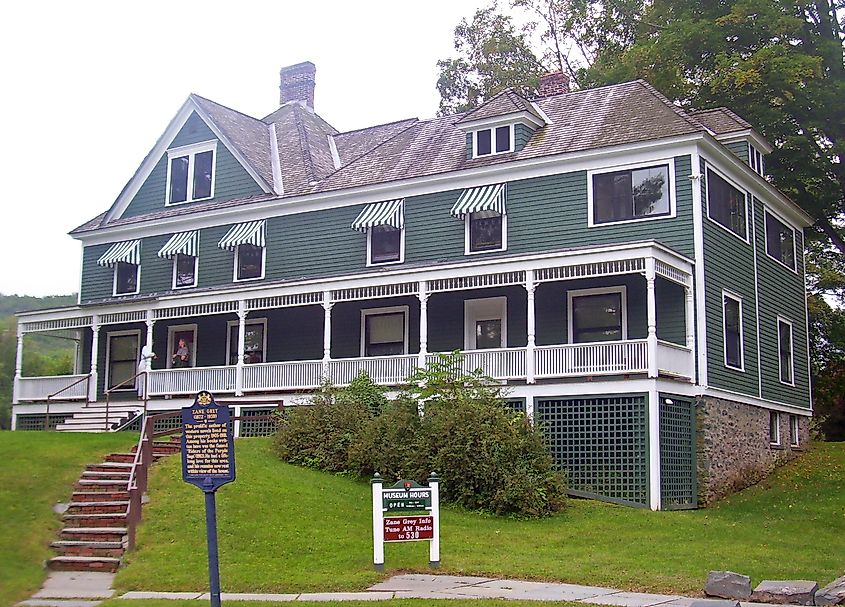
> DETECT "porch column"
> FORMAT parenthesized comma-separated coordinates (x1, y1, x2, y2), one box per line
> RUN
(144, 310, 155, 370)
(417, 281, 429, 369)
(648, 387, 662, 511)
(235, 301, 246, 396)
(524, 270, 536, 384)
(685, 283, 695, 351)
(89, 315, 100, 403)
(12, 325, 23, 404)
(322, 291, 333, 379)
(645, 259, 658, 378)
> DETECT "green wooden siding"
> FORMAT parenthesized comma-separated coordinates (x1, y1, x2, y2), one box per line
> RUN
(753, 198, 810, 408)
(514, 123, 535, 152)
(465, 132, 473, 160)
(121, 112, 265, 219)
(80, 243, 117, 302)
(724, 140, 749, 164)
(701, 158, 760, 396)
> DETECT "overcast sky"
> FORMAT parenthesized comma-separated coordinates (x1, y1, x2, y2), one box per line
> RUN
(0, 0, 490, 296)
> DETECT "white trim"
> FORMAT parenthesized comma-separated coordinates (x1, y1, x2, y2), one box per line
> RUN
(472, 125, 514, 158)
(789, 414, 800, 447)
(691, 151, 708, 388)
(360, 305, 409, 357)
(233, 243, 266, 282)
(327, 134, 342, 170)
(529, 101, 552, 125)
(567, 286, 628, 344)
(763, 208, 798, 273)
(722, 290, 744, 371)
(225, 317, 268, 365)
(460, 111, 545, 131)
(716, 130, 773, 155)
(171, 253, 199, 290)
(113, 262, 140, 297)
(104, 329, 141, 392)
(268, 123, 284, 195)
(802, 242, 813, 410)
(366, 226, 405, 267)
(164, 140, 218, 206)
(464, 297, 508, 350)
(769, 410, 781, 446)
(587, 158, 677, 227)
(166, 324, 198, 368)
(648, 386, 661, 510)
(750, 195, 763, 397)
(705, 163, 750, 243)
(777, 316, 795, 386)
(464, 211, 507, 255)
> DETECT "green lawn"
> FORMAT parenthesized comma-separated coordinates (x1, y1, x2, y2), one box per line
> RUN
(117, 439, 845, 597)
(98, 601, 582, 607)
(0, 431, 135, 607)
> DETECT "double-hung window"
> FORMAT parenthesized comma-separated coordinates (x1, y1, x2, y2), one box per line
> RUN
(474, 125, 512, 157)
(789, 415, 800, 447)
(235, 244, 264, 280)
(218, 220, 266, 282)
(97, 240, 141, 296)
(723, 292, 744, 370)
(590, 163, 672, 225)
(106, 331, 140, 390)
(777, 317, 794, 385)
(352, 199, 405, 266)
(114, 262, 139, 295)
(769, 411, 781, 445)
(468, 210, 505, 252)
(361, 307, 408, 357)
(452, 184, 507, 254)
(158, 231, 199, 289)
(227, 319, 267, 365)
(173, 253, 198, 288)
(765, 211, 796, 271)
(166, 141, 217, 205)
(568, 287, 627, 344)
(707, 167, 748, 240)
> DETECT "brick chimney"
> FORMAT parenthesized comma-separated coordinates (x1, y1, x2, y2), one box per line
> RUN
(538, 71, 570, 97)
(280, 61, 316, 109)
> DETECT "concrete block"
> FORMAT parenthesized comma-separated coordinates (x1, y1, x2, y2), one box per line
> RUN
(706, 571, 752, 600)
(751, 581, 818, 605)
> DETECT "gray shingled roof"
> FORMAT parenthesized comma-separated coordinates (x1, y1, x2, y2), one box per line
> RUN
(457, 88, 545, 124)
(690, 107, 753, 135)
(74, 79, 730, 235)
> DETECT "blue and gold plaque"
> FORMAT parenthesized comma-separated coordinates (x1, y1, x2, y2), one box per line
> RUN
(181, 391, 236, 492)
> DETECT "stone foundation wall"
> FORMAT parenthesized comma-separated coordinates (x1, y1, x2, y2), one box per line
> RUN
(696, 396, 810, 505)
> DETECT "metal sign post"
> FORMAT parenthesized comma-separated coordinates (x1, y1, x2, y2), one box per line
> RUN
(182, 391, 236, 607)
(371, 473, 440, 570)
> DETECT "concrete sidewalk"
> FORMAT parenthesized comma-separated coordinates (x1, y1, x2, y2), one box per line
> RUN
(107, 574, 798, 606)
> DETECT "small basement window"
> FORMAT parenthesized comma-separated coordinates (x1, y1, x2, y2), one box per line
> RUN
(769, 411, 781, 445)
(789, 415, 800, 447)
(765, 211, 796, 271)
(591, 163, 672, 225)
(166, 141, 217, 205)
(474, 125, 513, 157)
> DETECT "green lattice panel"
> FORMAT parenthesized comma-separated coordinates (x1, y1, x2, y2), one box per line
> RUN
(239, 407, 280, 437)
(504, 399, 526, 414)
(16, 413, 74, 431)
(659, 396, 697, 509)
(536, 395, 649, 507)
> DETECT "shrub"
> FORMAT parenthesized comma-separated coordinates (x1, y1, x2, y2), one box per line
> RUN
(348, 396, 422, 479)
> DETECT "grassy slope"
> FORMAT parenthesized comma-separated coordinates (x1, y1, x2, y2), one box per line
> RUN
(117, 439, 845, 596)
(0, 432, 135, 607)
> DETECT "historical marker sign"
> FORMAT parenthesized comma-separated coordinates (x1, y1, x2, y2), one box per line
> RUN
(181, 391, 235, 491)
(384, 515, 434, 542)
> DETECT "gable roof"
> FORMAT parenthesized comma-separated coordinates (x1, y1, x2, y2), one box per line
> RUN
(456, 88, 545, 126)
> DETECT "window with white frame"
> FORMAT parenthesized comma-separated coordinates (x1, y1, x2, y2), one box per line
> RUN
(114, 262, 139, 296)
(723, 292, 744, 370)
(166, 141, 216, 205)
(467, 210, 505, 253)
(361, 307, 408, 357)
(568, 287, 627, 344)
(464, 297, 507, 350)
(235, 244, 264, 281)
(368, 225, 403, 265)
(106, 331, 140, 390)
(227, 319, 267, 365)
(789, 414, 800, 447)
(590, 163, 672, 225)
(765, 211, 796, 271)
(474, 125, 513, 157)
(769, 410, 781, 445)
(707, 167, 748, 240)
(749, 144, 765, 176)
(778, 317, 794, 385)
(173, 253, 198, 288)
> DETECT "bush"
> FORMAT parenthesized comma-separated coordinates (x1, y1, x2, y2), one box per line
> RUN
(348, 396, 422, 479)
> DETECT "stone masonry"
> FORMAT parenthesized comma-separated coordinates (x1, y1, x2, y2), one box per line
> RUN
(696, 396, 810, 505)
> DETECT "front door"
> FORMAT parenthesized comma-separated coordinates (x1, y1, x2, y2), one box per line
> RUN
(167, 325, 197, 368)
(464, 297, 507, 350)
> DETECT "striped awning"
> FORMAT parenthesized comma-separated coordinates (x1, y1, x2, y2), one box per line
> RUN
(157, 231, 198, 259)
(97, 240, 140, 267)
(450, 184, 507, 218)
(350, 199, 404, 232)
(218, 220, 265, 250)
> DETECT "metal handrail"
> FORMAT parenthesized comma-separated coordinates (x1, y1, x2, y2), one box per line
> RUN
(44, 373, 92, 431)
(104, 370, 149, 432)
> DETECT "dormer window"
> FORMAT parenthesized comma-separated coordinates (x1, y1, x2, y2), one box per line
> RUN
(474, 125, 513, 157)
(166, 141, 217, 205)
(749, 144, 765, 176)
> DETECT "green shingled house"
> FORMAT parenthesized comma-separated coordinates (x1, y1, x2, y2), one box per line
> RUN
(13, 62, 812, 509)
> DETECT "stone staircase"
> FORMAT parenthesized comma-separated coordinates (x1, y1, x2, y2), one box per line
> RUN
(55, 403, 143, 432)
(47, 438, 181, 573)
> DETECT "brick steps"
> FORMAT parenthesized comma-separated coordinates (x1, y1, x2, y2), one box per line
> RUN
(51, 540, 124, 558)
(104, 453, 136, 464)
(86, 462, 133, 473)
(59, 527, 127, 542)
(74, 479, 129, 492)
(71, 490, 130, 502)
(66, 501, 130, 515)
(46, 556, 121, 572)
(81, 470, 131, 481)
(62, 513, 127, 528)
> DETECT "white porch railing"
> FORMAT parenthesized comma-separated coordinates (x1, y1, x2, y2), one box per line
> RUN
(16, 374, 89, 401)
(657, 341, 694, 378)
(535, 340, 650, 378)
(243, 360, 324, 392)
(429, 347, 527, 380)
(147, 365, 237, 396)
(327, 354, 418, 386)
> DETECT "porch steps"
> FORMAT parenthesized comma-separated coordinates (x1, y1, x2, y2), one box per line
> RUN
(48, 445, 179, 573)
(54, 404, 142, 433)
